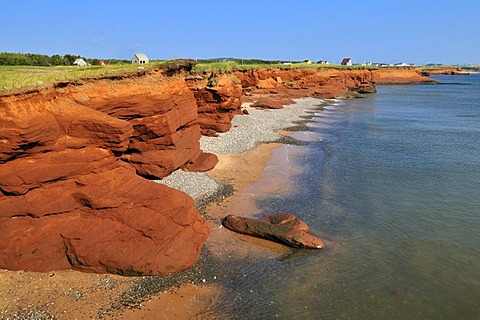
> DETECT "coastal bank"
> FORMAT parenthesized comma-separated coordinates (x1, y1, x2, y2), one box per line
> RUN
(0, 65, 436, 317)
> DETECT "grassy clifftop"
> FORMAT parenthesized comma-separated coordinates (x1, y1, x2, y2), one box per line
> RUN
(0, 63, 165, 92)
(0, 60, 381, 92)
(1, 59, 448, 93)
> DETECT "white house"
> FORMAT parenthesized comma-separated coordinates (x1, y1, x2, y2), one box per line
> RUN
(341, 58, 352, 66)
(73, 58, 87, 66)
(132, 53, 149, 64)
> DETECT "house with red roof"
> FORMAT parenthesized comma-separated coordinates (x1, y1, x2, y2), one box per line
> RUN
(341, 58, 352, 66)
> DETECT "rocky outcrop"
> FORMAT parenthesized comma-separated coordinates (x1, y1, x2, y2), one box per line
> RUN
(183, 67, 434, 136)
(186, 74, 243, 136)
(222, 213, 325, 249)
(420, 67, 470, 76)
(371, 67, 438, 84)
(0, 150, 208, 275)
(0, 74, 212, 275)
(60, 76, 218, 178)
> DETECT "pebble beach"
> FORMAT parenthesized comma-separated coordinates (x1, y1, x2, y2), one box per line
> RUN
(158, 98, 325, 203)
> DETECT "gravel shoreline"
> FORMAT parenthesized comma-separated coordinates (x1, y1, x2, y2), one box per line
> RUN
(157, 97, 326, 205)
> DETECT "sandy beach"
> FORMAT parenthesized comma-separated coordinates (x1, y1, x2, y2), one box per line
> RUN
(0, 98, 326, 319)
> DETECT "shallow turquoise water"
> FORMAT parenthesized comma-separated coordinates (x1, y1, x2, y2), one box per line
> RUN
(214, 75, 480, 319)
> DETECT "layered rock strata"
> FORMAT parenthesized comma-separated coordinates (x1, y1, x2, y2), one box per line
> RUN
(0, 74, 212, 275)
(185, 67, 434, 136)
(420, 67, 470, 76)
(226, 67, 433, 126)
(371, 67, 439, 84)
(186, 74, 243, 136)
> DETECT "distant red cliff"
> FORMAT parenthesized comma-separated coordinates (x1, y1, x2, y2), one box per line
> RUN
(420, 67, 470, 76)
(371, 67, 440, 84)
(0, 66, 434, 275)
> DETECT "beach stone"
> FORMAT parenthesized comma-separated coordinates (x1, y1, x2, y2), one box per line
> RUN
(252, 97, 285, 109)
(256, 77, 279, 89)
(263, 212, 310, 233)
(182, 152, 219, 172)
(222, 213, 324, 249)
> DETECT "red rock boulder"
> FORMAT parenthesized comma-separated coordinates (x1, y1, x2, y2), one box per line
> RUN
(252, 97, 287, 109)
(0, 149, 209, 275)
(222, 213, 324, 249)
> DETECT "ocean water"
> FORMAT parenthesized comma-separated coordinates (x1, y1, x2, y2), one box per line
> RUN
(212, 75, 480, 319)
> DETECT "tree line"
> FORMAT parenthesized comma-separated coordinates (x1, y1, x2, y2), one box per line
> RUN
(0, 52, 130, 66)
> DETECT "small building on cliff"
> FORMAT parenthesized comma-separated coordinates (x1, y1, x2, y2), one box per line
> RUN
(132, 53, 149, 64)
(73, 58, 87, 66)
(341, 58, 352, 66)
(394, 62, 414, 67)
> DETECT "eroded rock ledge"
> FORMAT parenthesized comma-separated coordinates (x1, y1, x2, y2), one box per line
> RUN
(0, 66, 433, 275)
(0, 73, 214, 275)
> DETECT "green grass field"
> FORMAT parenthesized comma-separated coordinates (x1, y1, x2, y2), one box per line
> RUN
(0, 63, 170, 92)
(191, 61, 381, 73)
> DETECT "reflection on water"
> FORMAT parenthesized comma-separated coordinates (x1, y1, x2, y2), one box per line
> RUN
(212, 75, 480, 319)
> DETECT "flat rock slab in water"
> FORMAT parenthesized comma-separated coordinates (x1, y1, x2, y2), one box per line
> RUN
(222, 212, 324, 249)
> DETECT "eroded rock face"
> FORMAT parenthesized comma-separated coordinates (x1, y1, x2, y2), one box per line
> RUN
(235, 68, 378, 99)
(0, 75, 212, 275)
(63, 76, 217, 178)
(0, 149, 208, 275)
(222, 213, 324, 249)
(235, 67, 434, 103)
(251, 97, 294, 109)
(371, 67, 438, 84)
(186, 74, 243, 135)
(183, 67, 431, 136)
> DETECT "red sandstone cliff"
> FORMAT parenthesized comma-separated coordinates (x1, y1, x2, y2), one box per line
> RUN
(186, 74, 243, 136)
(0, 73, 214, 275)
(0, 66, 435, 275)
(206, 67, 432, 115)
(371, 67, 439, 84)
(420, 67, 469, 76)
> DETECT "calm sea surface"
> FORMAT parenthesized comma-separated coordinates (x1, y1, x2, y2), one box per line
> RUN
(212, 75, 480, 319)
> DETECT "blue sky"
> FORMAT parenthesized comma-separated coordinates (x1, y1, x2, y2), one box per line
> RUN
(1, 0, 479, 65)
